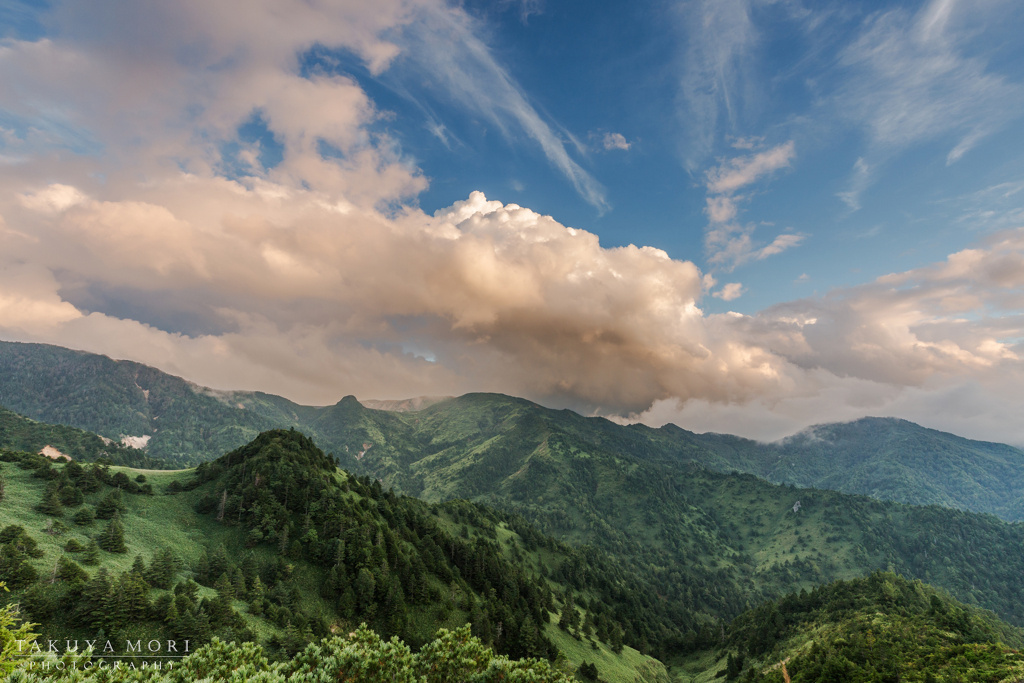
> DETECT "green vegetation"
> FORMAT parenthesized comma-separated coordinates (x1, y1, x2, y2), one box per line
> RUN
(0, 406, 165, 469)
(687, 417, 1024, 522)
(673, 572, 1024, 682)
(5, 341, 1024, 522)
(6, 624, 575, 682)
(5, 340, 1024, 680)
(0, 431, 669, 681)
(313, 394, 1024, 649)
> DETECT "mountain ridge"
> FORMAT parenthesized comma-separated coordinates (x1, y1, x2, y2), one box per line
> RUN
(3, 340, 1024, 522)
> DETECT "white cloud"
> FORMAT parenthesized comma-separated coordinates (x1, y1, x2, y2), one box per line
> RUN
(677, 0, 758, 169)
(20, 184, 88, 213)
(391, 4, 608, 211)
(706, 141, 795, 195)
(2, 0, 1024, 446)
(705, 196, 738, 224)
(831, 0, 1024, 202)
(602, 132, 631, 151)
(702, 141, 803, 269)
(713, 282, 744, 301)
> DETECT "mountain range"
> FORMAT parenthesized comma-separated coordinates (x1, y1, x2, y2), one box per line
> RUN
(3, 340, 1023, 522)
(4, 339, 1024, 681)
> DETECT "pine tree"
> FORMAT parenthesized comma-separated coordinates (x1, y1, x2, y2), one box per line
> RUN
(95, 490, 125, 519)
(73, 507, 95, 526)
(37, 487, 64, 517)
(97, 517, 127, 553)
(355, 567, 376, 613)
(232, 567, 247, 599)
(165, 600, 179, 624)
(82, 539, 100, 565)
(77, 568, 112, 629)
(215, 572, 234, 600)
(278, 525, 290, 555)
(610, 624, 625, 654)
(59, 485, 84, 508)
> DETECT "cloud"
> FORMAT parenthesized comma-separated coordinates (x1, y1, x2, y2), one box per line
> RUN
(705, 196, 737, 224)
(389, 4, 609, 211)
(602, 132, 631, 151)
(706, 141, 795, 195)
(831, 0, 1024, 202)
(702, 141, 803, 269)
(713, 282, 744, 301)
(677, 0, 758, 168)
(631, 228, 1024, 442)
(837, 157, 870, 211)
(2, 0, 1024, 446)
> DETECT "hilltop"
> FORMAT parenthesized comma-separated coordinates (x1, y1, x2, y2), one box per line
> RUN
(0, 429, 671, 682)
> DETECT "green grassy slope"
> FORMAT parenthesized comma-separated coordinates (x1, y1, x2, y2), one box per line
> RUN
(0, 433, 669, 681)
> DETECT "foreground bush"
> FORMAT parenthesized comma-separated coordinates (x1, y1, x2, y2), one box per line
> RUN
(5, 624, 574, 683)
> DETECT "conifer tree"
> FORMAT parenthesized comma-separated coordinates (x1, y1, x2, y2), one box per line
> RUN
(97, 517, 127, 553)
(95, 489, 125, 519)
(232, 566, 247, 599)
(73, 506, 95, 526)
(37, 487, 64, 517)
(82, 538, 100, 565)
(59, 484, 84, 507)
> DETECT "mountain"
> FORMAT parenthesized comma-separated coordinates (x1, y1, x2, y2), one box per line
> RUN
(5, 340, 1024, 523)
(0, 430, 671, 681)
(6, 430, 1024, 682)
(323, 393, 1024, 638)
(0, 405, 168, 469)
(6, 342, 1024, 647)
(687, 417, 1024, 522)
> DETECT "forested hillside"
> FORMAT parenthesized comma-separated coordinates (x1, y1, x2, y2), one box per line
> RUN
(327, 394, 1024, 644)
(5, 341, 1024, 524)
(674, 572, 1024, 682)
(687, 417, 1024, 522)
(0, 406, 167, 469)
(0, 430, 672, 681)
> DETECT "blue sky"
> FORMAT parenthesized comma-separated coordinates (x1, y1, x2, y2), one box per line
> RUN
(316, 0, 1024, 312)
(2, 0, 1024, 442)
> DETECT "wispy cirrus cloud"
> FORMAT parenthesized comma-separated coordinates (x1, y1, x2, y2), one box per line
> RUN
(388, 3, 609, 211)
(677, 0, 758, 170)
(834, 0, 1024, 208)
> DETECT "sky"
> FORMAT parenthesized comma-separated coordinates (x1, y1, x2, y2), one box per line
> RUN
(1, 0, 1024, 443)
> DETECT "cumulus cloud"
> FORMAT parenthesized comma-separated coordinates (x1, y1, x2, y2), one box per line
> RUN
(641, 228, 1024, 442)
(2, 0, 1024, 445)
